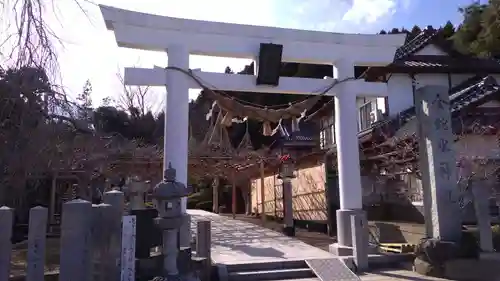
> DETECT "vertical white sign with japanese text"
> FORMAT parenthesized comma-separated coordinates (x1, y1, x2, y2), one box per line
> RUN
(121, 215, 136, 281)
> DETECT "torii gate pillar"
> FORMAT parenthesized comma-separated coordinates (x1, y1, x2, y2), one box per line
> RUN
(164, 45, 191, 247)
(330, 60, 365, 256)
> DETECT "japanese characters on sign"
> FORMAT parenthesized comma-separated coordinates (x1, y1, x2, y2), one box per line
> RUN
(438, 161, 451, 180)
(121, 215, 136, 281)
(438, 138, 451, 153)
(432, 93, 449, 110)
(434, 117, 449, 131)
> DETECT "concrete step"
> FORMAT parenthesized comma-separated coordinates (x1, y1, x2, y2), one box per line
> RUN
(268, 277, 321, 281)
(226, 260, 308, 272)
(340, 253, 414, 271)
(228, 268, 315, 281)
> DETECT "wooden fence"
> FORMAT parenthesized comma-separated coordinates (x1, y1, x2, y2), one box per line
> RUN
(0, 190, 125, 281)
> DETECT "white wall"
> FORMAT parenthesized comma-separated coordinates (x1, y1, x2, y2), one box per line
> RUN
(414, 44, 448, 56)
(345, 43, 500, 129)
(385, 73, 500, 117)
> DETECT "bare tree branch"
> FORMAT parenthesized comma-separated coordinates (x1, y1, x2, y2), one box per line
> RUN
(116, 68, 153, 116)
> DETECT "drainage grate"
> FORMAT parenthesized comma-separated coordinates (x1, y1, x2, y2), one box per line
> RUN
(306, 258, 359, 281)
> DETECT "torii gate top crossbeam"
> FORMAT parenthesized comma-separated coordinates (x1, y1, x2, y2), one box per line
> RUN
(124, 67, 388, 97)
(100, 5, 406, 66)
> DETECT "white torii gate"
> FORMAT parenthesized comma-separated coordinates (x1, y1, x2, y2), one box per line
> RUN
(100, 5, 406, 254)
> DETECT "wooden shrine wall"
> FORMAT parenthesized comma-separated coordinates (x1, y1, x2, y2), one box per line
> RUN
(250, 162, 328, 222)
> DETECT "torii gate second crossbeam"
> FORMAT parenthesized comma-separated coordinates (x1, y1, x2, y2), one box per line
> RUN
(99, 4, 406, 254)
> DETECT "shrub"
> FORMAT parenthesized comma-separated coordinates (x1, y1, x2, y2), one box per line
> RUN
(492, 225, 500, 251)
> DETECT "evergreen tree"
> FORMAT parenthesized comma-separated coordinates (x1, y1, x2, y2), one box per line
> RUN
(451, 2, 492, 56)
(442, 21, 456, 39)
(410, 25, 422, 36)
(76, 79, 93, 121)
(389, 28, 400, 34)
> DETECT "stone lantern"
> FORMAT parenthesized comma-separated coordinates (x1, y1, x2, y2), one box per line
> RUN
(152, 163, 189, 278)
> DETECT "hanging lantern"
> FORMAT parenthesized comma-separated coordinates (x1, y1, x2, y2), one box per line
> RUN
(278, 152, 296, 179)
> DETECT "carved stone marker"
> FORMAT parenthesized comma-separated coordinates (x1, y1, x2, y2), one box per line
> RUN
(103, 190, 125, 281)
(91, 203, 114, 281)
(0, 206, 13, 281)
(59, 200, 92, 281)
(472, 184, 493, 252)
(26, 207, 48, 281)
(415, 85, 462, 242)
(351, 212, 368, 272)
(128, 179, 147, 210)
(121, 215, 137, 281)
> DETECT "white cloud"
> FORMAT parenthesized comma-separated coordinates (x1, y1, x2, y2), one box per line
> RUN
(1, 0, 409, 107)
(342, 0, 397, 25)
(275, 0, 409, 33)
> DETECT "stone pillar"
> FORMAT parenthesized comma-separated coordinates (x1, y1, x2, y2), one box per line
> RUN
(415, 85, 462, 242)
(162, 229, 179, 275)
(0, 206, 13, 281)
(196, 220, 211, 281)
(330, 60, 364, 255)
(128, 180, 147, 210)
(351, 212, 368, 272)
(59, 199, 93, 281)
(472, 184, 493, 252)
(179, 215, 191, 248)
(91, 204, 114, 281)
(26, 207, 48, 281)
(103, 190, 125, 281)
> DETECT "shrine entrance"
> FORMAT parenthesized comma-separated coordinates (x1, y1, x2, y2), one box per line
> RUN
(99, 5, 405, 252)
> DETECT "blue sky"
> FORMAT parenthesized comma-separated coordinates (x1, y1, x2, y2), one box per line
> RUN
(400, 0, 483, 28)
(0, 0, 482, 111)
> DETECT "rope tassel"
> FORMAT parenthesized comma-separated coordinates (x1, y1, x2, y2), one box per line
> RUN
(221, 111, 233, 127)
(262, 121, 272, 136)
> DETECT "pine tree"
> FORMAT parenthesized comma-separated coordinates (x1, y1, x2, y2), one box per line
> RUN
(442, 21, 456, 39)
(76, 79, 93, 120)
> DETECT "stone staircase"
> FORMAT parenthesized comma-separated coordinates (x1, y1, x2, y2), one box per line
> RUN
(224, 260, 318, 281)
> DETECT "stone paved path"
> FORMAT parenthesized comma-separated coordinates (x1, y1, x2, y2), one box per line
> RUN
(187, 210, 450, 281)
(187, 209, 334, 265)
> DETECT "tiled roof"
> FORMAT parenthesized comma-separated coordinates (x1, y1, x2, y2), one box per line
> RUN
(450, 76, 500, 112)
(276, 119, 316, 146)
(394, 29, 440, 60)
(389, 55, 500, 71)
(382, 29, 500, 73)
(390, 75, 500, 131)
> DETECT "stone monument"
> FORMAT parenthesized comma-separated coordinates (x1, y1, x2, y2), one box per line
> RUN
(127, 177, 148, 211)
(415, 85, 462, 242)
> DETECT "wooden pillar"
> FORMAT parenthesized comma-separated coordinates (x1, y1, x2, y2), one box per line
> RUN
(212, 177, 219, 213)
(49, 172, 57, 224)
(260, 160, 266, 224)
(232, 171, 236, 219)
